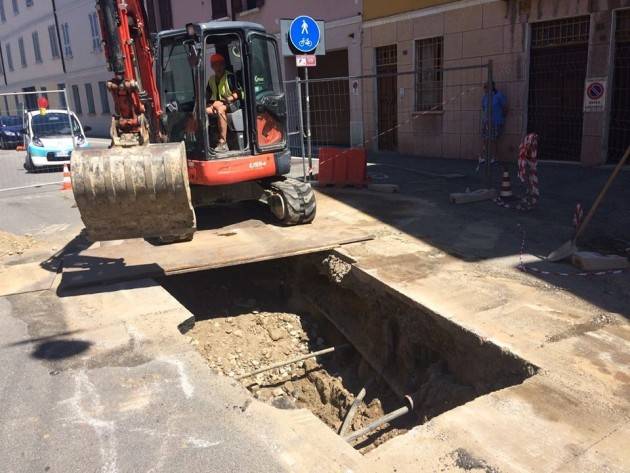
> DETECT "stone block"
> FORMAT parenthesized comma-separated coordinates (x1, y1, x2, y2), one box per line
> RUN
(445, 4, 483, 33)
(413, 12, 445, 39)
(397, 20, 413, 41)
(372, 22, 396, 48)
(443, 133, 462, 158)
(483, 1, 510, 28)
(463, 26, 504, 58)
(504, 22, 526, 53)
(444, 33, 463, 61)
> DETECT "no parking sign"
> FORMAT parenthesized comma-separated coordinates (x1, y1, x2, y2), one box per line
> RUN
(583, 77, 607, 112)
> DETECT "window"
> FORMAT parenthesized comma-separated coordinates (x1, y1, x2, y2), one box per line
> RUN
(415, 36, 443, 112)
(11, 0, 17, 15)
(3, 96, 9, 115)
(72, 84, 82, 114)
(32, 31, 42, 63)
(26, 0, 33, 6)
(61, 23, 72, 57)
(98, 81, 110, 113)
(157, 0, 172, 29)
(85, 83, 96, 114)
(40, 86, 47, 100)
(249, 34, 284, 149)
(0, 1, 5, 22)
(18, 37, 26, 68)
(211, 0, 228, 19)
(88, 12, 101, 51)
(5, 42, 13, 71)
(48, 25, 60, 59)
(58, 83, 66, 108)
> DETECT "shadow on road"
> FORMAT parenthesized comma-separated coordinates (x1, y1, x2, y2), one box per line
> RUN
(31, 339, 92, 360)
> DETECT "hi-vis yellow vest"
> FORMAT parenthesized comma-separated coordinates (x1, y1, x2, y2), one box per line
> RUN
(208, 72, 235, 102)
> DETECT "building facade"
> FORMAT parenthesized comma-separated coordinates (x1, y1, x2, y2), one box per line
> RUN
(0, 0, 171, 136)
(362, 0, 630, 165)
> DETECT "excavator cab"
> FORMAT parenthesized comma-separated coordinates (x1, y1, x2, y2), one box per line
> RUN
(72, 17, 315, 243)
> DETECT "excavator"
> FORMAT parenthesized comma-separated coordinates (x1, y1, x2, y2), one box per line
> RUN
(71, 0, 316, 243)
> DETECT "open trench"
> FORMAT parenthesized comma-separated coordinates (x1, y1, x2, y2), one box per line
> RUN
(158, 252, 538, 452)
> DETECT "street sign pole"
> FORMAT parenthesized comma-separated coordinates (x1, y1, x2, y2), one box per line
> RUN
(304, 67, 312, 179)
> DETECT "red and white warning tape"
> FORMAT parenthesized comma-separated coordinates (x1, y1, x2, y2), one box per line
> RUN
(516, 226, 627, 277)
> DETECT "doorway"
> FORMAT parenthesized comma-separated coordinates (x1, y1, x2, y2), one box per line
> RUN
(376, 45, 397, 151)
(527, 17, 590, 161)
(608, 9, 630, 163)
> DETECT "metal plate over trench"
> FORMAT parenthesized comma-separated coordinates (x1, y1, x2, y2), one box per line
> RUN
(60, 223, 372, 290)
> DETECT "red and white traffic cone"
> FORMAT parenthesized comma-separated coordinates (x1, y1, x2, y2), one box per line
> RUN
(499, 169, 513, 199)
(61, 164, 72, 191)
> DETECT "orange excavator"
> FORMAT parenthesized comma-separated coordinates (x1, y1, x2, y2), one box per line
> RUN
(71, 0, 315, 243)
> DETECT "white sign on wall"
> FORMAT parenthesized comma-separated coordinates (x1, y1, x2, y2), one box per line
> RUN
(583, 78, 607, 112)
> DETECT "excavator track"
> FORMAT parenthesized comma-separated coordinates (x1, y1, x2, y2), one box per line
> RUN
(71, 142, 196, 242)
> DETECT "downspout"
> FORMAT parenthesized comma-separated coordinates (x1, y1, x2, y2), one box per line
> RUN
(51, 0, 66, 74)
(0, 42, 8, 86)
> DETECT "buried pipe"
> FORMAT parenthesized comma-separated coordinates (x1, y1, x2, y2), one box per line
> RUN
(343, 394, 415, 444)
(339, 378, 374, 437)
(237, 344, 349, 381)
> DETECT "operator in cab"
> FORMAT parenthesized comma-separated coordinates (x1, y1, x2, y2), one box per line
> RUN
(206, 53, 243, 153)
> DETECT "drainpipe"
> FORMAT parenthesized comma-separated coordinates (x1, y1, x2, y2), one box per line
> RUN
(0, 43, 7, 86)
(51, 0, 66, 74)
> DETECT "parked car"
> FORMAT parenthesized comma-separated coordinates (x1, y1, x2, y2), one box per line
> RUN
(0, 115, 24, 149)
(23, 109, 91, 171)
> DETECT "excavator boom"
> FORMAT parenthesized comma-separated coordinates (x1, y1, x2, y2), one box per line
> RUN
(71, 0, 194, 242)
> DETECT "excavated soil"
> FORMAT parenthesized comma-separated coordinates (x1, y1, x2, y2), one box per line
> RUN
(0, 230, 35, 258)
(162, 267, 414, 451)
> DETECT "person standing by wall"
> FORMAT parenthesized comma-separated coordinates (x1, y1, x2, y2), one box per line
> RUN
(481, 81, 508, 162)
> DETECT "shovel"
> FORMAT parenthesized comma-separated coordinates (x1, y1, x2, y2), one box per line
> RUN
(547, 145, 630, 262)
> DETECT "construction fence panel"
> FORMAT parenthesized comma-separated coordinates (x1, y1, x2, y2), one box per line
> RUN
(0, 90, 79, 192)
(284, 63, 506, 174)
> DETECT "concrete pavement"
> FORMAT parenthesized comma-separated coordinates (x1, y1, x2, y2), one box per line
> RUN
(0, 154, 628, 472)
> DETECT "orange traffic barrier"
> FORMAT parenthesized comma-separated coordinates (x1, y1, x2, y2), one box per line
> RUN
(61, 164, 72, 191)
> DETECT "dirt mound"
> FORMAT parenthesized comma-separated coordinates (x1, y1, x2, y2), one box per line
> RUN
(0, 230, 35, 258)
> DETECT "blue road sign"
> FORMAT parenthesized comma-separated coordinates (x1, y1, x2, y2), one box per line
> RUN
(289, 16, 320, 54)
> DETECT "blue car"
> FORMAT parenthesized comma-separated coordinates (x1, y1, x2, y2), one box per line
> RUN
(0, 115, 24, 149)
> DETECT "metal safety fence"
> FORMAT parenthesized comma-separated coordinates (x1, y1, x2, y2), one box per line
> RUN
(284, 61, 499, 183)
(0, 89, 82, 192)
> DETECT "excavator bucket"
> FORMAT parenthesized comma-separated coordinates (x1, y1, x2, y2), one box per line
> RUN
(71, 142, 196, 242)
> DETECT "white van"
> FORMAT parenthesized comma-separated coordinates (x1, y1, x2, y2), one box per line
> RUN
(23, 109, 91, 171)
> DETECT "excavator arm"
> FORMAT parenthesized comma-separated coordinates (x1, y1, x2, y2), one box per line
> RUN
(96, 0, 162, 146)
(70, 0, 196, 242)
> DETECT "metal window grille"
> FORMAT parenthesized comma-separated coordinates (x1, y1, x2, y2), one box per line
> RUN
(85, 83, 96, 114)
(415, 36, 443, 111)
(608, 9, 630, 162)
(531, 16, 590, 49)
(89, 12, 101, 52)
(5, 42, 12, 71)
(32, 31, 42, 63)
(98, 81, 110, 114)
(375, 45, 398, 151)
(18, 37, 26, 68)
(48, 25, 60, 59)
(72, 85, 82, 115)
(0, 1, 5, 22)
(618, 9, 630, 42)
(62, 23, 72, 58)
(11, 0, 17, 15)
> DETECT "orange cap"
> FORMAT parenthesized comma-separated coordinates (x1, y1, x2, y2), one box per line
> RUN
(210, 53, 225, 64)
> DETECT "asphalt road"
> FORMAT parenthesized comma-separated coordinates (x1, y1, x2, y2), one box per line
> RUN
(0, 138, 111, 192)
